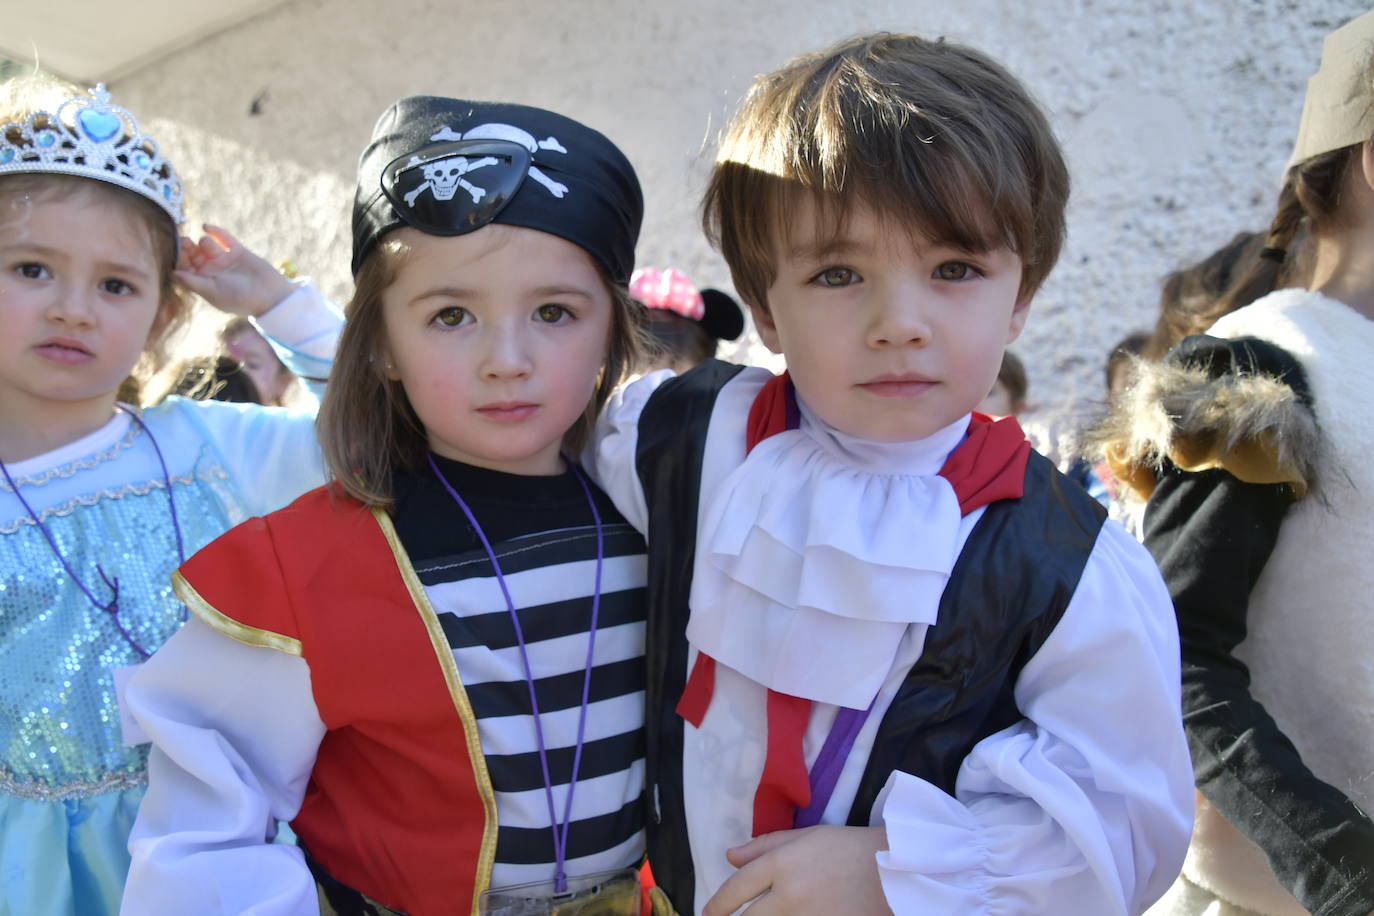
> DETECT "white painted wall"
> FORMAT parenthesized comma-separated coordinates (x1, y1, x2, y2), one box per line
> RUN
(108, 0, 1367, 450)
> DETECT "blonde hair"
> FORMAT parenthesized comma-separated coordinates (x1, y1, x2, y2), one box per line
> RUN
(317, 237, 647, 508)
(702, 33, 1069, 312)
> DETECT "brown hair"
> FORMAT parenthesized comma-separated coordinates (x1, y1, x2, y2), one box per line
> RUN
(1143, 231, 1268, 360)
(702, 32, 1070, 312)
(1199, 144, 1359, 330)
(1105, 330, 1150, 395)
(318, 237, 647, 508)
(996, 349, 1028, 411)
(1, 76, 188, 406)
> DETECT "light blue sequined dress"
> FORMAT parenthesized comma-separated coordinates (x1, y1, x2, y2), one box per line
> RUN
(1, 397, 326, 916)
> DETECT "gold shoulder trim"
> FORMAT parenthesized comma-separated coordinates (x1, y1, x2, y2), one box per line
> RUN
(172, 570, 303, 656)
(371, 508, 498, 912)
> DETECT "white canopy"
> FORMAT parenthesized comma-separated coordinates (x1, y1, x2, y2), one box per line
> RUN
(3, 0, 291, 84)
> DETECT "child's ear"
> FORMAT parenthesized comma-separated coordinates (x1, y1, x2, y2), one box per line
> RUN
(1006, 297, 1033, 344)
(749, 301, 783, 354)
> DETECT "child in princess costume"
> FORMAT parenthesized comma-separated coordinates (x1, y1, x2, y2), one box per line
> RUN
(0, 79, 340, 915)
(1096, 11, 1374, 916)
(587, 33, 1194, 915)
(119, 96, 652, 915)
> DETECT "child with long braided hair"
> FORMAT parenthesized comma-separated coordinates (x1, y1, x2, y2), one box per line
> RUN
(1098, 11, 1374, 914)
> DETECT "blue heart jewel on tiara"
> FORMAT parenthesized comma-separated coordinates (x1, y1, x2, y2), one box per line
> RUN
(77, 109, 122, 143)
(2, 85, 184, 224)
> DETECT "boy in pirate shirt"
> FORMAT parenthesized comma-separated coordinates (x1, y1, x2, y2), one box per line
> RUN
(588, 33, 1194, 915)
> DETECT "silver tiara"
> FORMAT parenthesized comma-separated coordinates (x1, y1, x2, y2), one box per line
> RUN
(0, 84, 183, 223)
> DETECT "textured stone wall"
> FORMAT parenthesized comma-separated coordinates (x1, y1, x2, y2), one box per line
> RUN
(112, 0, 1366, 450)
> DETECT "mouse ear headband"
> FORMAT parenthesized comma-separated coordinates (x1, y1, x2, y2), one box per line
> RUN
(631, 266, 746, 341)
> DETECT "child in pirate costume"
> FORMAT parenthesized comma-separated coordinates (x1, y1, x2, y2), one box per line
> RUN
(587, 33, 1194, 916)
(119, 97, 651, 916)
(1095, 12, 1374, 916)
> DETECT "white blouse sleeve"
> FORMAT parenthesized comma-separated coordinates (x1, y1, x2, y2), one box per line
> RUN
(120, 618, 326, 916)
(871, 520, 1194, 915)
(164, 281, 342, 518)
(175, 397, 328, 518)
(582, 369, 674, 534)
(251, 280, 344, 402)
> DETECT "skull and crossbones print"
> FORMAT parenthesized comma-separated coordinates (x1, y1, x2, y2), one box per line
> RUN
(403, 153, 499, 205)
(402, 123, 571, 209)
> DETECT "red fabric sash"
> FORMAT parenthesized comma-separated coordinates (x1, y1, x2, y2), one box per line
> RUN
(677, 371, 1031, 835)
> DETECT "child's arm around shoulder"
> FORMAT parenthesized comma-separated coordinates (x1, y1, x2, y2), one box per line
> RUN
(119, 517, 326, 915)
(179, 225, 343, 400)
(869, 519, 1193, 915)
(581, 368, 676, 533)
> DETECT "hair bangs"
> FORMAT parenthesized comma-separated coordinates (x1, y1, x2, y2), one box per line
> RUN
(704, 32, 1067, 311)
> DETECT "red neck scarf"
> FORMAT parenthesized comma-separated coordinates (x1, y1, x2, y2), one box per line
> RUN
(679, 372, 1031, 835)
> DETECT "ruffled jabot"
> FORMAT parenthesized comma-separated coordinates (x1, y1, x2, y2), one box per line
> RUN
(686, 402, 971, 710)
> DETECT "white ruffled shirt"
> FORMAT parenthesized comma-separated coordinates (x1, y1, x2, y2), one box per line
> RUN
(588, 366, 1193, 916)
(689, 400, 966, 710)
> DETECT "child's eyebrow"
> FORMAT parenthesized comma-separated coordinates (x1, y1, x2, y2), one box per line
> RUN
(97, 259, 155, 281)
(406, 285, 476, 305)
(786, 237, 865, 262)
(2, 241, 154, 279)
(406, 284, 597, 305)
(528, 285, 596, 301)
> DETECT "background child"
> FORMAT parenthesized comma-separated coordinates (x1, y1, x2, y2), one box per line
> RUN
(221, 314, 301, 406)
(589, 33, 1193, 915)
(975, 349, 1028, 417)
(119, 96, 651, 916)
(629, 265, 744, 373)
(0, 79, 340, 916)
(1097, 11, 1374, 914)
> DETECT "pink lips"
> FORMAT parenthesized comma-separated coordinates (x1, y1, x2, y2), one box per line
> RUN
(476, 401, 540, 422)
(858, 373, 936, 398)
(35, 337, 95, 364)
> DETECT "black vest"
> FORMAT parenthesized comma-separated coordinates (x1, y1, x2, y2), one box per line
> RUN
(634, 361, 1107, 914)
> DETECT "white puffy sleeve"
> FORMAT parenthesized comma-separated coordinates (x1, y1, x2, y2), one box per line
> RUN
(251, 280, 344, 402)
(871, 520, 1193, 915)
(119, 617, 326, 916)
(165, 281, 343, 517)
(582, 369, 675, 534)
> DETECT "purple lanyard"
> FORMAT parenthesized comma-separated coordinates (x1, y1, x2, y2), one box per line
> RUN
(0, 406, 186, 658)
(793, 699, 876, 829)
(426, 453, 603, 893)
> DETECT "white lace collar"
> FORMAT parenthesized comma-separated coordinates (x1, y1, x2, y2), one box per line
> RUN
(2, 407, 134, 489)
(687, 402, 972, 709)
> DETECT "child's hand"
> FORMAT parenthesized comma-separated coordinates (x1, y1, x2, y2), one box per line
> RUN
(702, 825, 892, 916)
(175, 225, 296, 317)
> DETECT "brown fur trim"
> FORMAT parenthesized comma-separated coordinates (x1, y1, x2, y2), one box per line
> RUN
(1085, 356, 1321, 501)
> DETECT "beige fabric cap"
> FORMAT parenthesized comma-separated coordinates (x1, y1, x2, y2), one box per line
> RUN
(1289, 10, 1374, 168)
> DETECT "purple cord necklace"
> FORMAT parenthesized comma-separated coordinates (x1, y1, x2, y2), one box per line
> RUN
(427, 452, 604, 894)
(1, 406, 187, 658)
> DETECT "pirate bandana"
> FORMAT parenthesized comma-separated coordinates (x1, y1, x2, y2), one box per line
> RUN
(352, 96, 643, 283)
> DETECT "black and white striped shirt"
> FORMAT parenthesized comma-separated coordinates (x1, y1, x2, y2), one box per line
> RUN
(394, 457, 647, 891)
